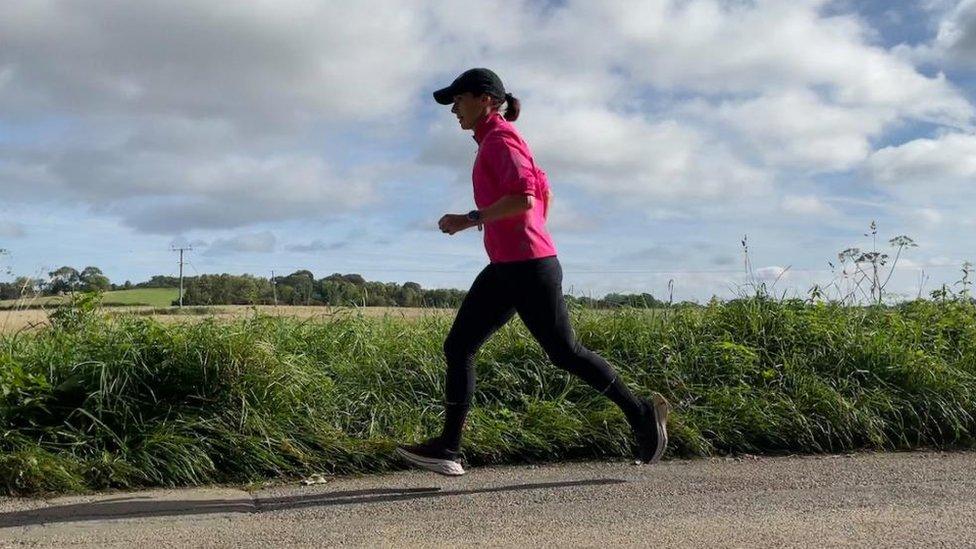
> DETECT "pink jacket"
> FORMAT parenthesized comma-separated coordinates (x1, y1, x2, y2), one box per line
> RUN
(472, 112, 558, 263)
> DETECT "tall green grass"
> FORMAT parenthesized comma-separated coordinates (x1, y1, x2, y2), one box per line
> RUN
(1, 294, 974, 496)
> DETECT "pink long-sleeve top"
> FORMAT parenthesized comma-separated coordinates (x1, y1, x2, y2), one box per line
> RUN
(471, 112, 558, 263)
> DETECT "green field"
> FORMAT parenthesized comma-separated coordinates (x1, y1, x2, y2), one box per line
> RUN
(0, 288, 180, 309)
(98, 288, 180, 306)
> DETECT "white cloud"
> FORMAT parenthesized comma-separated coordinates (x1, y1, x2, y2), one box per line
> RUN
(0, 1, 435, 126)
(594, 0, 973, 127)
(521, 108, 773, 206)
(899, 258, 948, 270)
(423, 0, 973, 217)
(683, 88, 889, 172)
(0, 1, 422, 233)
(916, 207, 944, 225)
(0, 221, 25, 238)
(903, 255, 964, 268)
(0, 65, 13, 92)
(756, 265, 790, 282)
(781, 194, 838, 217)
(286, 239, 348, 253)
(611, 244, 682, 265)
(865, 131, 976, 188)
(899, 258, 923, 268)
(545, 198, 600, 234)
(4, 0, 974, 224)
(896, 0, 976, 69)
(1, 147, 379, 233)
(204, 231, 277, 256)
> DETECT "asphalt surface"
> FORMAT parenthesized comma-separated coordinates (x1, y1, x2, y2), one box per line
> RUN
(1, 450, 974, 548)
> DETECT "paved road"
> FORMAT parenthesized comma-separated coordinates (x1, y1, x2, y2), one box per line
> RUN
(1, 451, 974, 547)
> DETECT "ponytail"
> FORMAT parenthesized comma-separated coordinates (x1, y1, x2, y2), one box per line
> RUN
(502, 93, 520, 121)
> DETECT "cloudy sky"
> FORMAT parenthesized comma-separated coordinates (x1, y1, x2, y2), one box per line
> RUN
(1, 0, 975, 302)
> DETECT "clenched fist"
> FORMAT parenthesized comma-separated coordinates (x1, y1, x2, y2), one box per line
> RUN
(438, 214, 476, 235)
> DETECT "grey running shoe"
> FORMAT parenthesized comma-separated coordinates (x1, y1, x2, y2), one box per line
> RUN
(633, 393, 670, 464)
(395, 437, 465, 476)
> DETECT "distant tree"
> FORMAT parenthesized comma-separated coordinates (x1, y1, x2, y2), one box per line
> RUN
(0, 282, 16, 300)
(276, 284, 297, 304)
(319, 279, 360, 306)
(17, 276, 41, 295)
(123, 269, 685, 309)
(422, 288, 466, 308)
(80, 266, 111, 292)
(47, 266, 81, 294)
(279, 270, 317, 305)
(287, 270, 316, 281)
(364, 281, 394, 306)
(179, 274, 273, 305)
(0, 276, 42, 300)
(137, 275, 180, 288)
(395, 281, 423, 307)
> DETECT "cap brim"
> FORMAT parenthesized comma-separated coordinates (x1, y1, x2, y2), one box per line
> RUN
(433, 85, 457, 105)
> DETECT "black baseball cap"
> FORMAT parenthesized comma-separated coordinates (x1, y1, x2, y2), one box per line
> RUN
(433, 68, 506, 105)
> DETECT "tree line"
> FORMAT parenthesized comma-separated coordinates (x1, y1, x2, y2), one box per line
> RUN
(1, 265, 677, 309)
(179, 271, 674, 309)
(1, 266, 113, 299)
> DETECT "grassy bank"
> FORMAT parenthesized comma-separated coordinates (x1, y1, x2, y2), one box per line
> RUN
(1, 295, 974, 496)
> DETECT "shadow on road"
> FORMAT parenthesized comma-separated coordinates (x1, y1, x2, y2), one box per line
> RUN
(0, 478, 626, 529)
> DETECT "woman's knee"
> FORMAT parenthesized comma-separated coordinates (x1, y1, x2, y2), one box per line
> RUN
(444, 335, 475, 363)
(545, 338, 585, 367)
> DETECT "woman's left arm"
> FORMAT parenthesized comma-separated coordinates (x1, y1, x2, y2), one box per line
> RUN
(478, 194, 534, 223)
(438, 194, 533, 235)
(439, 134, 537, 235)
(479, 134, 539, 222)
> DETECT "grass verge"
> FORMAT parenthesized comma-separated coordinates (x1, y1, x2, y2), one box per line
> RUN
(1, 294, 974, 496)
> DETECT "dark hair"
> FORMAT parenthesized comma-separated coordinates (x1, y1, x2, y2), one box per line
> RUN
(502, 93, 520, 121)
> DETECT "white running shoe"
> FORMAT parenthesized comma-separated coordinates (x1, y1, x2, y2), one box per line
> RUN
(395, 437, 466, 476)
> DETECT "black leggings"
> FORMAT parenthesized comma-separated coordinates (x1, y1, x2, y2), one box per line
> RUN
(439, 255, 641, 449)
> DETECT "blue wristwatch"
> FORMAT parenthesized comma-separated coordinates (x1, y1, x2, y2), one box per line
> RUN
(466, 209, 482, 222)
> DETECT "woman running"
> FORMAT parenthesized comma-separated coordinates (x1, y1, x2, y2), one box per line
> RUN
(396, 68, 669, 476)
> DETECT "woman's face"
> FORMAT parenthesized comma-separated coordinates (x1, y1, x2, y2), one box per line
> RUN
(451, 92, 493, 130)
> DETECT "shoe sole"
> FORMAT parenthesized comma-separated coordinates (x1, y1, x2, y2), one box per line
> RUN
(648, 393, 670, 464)
(395, 447, 466, 476)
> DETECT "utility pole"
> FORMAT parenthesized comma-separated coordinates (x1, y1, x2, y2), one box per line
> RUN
(171, 245, 192, 307)
(271, 270, 278, 306)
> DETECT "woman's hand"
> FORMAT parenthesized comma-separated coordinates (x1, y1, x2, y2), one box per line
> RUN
(438, 214, 477, 235)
